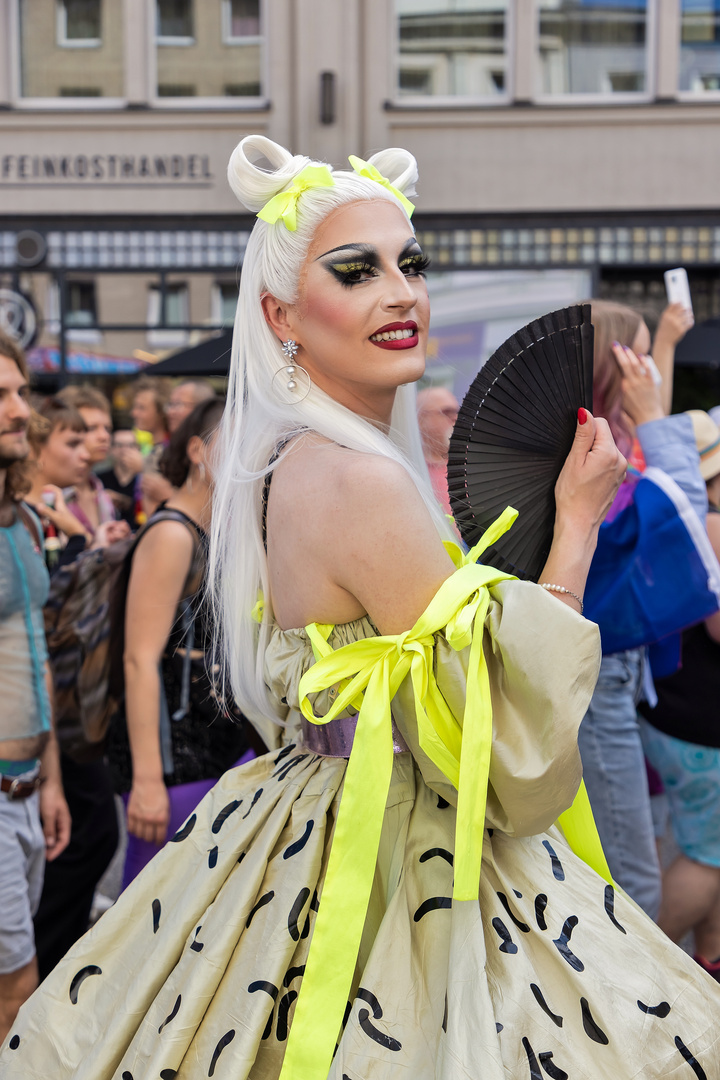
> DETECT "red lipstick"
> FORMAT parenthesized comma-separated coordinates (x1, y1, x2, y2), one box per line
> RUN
(369, 320, 419, 350)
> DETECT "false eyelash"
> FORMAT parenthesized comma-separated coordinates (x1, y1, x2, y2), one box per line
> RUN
(400, 253, 431, 275)
(329, 261, 379, 287)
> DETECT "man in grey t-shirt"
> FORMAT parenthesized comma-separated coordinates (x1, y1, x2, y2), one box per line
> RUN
(0, 332, 71, 1044)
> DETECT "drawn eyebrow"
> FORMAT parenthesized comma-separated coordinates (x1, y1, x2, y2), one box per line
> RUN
(315, 237, 419, 261)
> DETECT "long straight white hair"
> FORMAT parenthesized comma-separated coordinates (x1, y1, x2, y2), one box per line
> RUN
(209, 135, 454, 729)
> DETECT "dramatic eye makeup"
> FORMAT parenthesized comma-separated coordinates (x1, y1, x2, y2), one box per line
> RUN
(316, 240, 430, 288)
(399, 252, 431, 276)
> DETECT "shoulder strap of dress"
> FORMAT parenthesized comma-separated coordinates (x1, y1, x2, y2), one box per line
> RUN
(261, 431, 306, 551)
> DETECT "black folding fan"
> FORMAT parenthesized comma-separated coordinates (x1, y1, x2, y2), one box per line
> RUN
(447, 303, 594, 582)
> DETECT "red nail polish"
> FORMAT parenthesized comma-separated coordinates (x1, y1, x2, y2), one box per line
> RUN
(578, 407, 588, 425)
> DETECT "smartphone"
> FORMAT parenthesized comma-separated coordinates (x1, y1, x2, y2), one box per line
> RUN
(664, 267, 693, 315)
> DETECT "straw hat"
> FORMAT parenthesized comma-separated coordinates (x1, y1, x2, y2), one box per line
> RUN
(687, 409, 720, 481)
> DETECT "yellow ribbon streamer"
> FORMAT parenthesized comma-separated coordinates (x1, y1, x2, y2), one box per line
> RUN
(257, 164, 335, 231)
(348, 155, 415, 217)
(558, 779, 612, 883)
(278, 506, 610, 1080)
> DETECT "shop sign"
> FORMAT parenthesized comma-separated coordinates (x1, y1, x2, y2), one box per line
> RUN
(0, 153, 213, 186)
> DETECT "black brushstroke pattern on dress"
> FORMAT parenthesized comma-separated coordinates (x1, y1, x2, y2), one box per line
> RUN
(158, 994, 182, 1034)
(283, 820, 314, 859)
(553, 917, 584, 971)
(69, 965, 102, 1004)
(246, 890, 274, 928)
(530, 983, 563, 1027)
(413, 896, 452, 921)
(580, 997, 609, 1044)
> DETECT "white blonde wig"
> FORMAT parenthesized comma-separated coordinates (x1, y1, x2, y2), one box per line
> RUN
(210, 135, 453, 728)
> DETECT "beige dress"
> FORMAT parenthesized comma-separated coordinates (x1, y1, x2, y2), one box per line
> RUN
(3, 579, 720, 1079)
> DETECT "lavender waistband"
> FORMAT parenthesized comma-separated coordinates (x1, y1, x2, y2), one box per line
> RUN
(301, 712, 410, 758)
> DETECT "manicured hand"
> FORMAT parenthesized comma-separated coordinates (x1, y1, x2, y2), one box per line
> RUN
(555, 408, 627, 534)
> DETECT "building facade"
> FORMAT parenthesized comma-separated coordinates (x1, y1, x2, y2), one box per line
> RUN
(1, 0, 719, 388)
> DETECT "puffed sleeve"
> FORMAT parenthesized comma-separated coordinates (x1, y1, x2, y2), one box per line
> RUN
(391, 579, 601, 836)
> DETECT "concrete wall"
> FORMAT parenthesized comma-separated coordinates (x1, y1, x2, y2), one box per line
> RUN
(0, 0, 717, 217)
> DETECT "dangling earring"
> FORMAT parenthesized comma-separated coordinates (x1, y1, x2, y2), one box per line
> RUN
(272, 338, 311, 403)
(198, 462, 207, 484)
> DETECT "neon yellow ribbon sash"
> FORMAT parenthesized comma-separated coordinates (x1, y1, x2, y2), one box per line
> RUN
(278, 506, 610, 1080)
(348, 155, 415, 217)
(257, 164, 335, 231)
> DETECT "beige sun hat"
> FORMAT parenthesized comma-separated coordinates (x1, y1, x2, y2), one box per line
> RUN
(687, 409, 720, 481)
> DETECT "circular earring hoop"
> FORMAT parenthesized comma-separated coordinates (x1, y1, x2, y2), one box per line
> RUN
(272, 362, 312, 404)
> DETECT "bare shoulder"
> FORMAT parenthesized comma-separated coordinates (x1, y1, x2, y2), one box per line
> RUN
(271, 435, 429, 541)
(132, 517, 195, 575)
(269, 435, 455, 634)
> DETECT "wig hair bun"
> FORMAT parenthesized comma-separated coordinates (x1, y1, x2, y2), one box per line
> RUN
(227, 135, 420, 214)
(365, 148, 418, 200)
(227, 135, 316, 213)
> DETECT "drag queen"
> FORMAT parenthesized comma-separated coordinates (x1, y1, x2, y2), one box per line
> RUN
(3, 137, 720, 1079)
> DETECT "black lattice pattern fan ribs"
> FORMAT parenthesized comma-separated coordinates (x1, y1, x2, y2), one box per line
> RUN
(447, 303, 594, 582)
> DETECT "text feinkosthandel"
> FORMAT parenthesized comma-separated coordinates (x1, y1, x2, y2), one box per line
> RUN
(0, 154, 213, 183)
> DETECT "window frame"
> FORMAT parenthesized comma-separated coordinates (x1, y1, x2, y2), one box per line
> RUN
(221, 0, 262, 45)
(12, 0, 125, 107)
(7, 0, 269, 109)
(147, 280, 190, 347)
(211, 279, 238, 326)
(56, 0, 102, 49)
(155, 0, 195, 46)
(390, 0, 514, 108)
(151, 0, 267, 108)
(676, 0, 720, 102)
(533, 0, 658, 105)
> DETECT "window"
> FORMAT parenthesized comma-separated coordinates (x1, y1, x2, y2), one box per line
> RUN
(223, 0, 261, 41)
(46, 278, 102, 343)
(537, 0, 649, 97)
(157, 84, 197, 96)
(156, 0, 263, 98)
(680, 0, 720, 93)
(66, 280, 97, 327)
(396, 0, 509, 99)
(20, 0, 123, 98)
(147, 282, 189, 347)
(59, 86, 103, 96)
(212, 282, 238, 325)
(58, 0, 101, 46)
(156, 0, 194, 42)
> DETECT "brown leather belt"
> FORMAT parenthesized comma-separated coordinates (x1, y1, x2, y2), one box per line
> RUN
(0, 775, 42, 800)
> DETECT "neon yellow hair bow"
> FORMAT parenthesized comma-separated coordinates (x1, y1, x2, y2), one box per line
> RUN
(348, 155, 415, 217)
(256, 164, 335, 231)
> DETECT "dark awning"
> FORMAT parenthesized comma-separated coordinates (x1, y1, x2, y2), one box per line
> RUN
(146, 331, 233, 376)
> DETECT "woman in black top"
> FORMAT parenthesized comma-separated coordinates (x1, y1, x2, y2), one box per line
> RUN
(110, 399, 253, 888)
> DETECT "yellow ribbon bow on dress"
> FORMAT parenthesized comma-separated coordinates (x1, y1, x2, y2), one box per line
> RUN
(348, 155, 415, 217)
(278, 506, 611, 1080)
(257, 164, 335, 231)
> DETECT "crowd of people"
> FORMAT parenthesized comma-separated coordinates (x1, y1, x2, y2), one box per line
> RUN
(0, 353, 254, 1040)
(2, 134, 720, 1077)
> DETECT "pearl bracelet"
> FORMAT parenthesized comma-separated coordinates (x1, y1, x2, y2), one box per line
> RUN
(540, 582, 584, 616)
